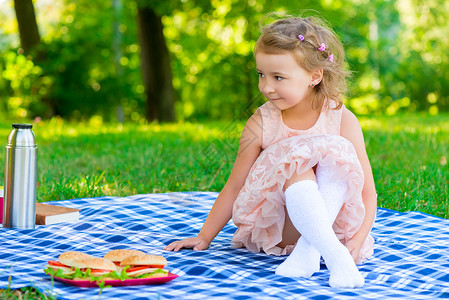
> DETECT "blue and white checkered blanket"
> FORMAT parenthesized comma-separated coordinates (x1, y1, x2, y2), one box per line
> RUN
(1, 192, 448, 299)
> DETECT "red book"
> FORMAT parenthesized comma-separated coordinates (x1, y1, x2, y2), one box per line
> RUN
(35, 203, 80, 225)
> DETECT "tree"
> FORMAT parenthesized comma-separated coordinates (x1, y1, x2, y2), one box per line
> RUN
(137, 5, 175, 122)
(13, 0, 40, 52)
(12, 0, 54, 117)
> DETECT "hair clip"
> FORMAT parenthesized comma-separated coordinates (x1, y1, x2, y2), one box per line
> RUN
(318, 43, 326, 51)
(328, 54, 334, 62)
(298, 34, 304, 41)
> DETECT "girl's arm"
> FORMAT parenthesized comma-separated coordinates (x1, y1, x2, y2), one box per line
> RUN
(164, 110, 263, 251)
(340, 108, 377, 262)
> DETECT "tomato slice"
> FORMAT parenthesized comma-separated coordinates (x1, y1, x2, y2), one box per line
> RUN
(149, 265, 165, 269)
(48, 261, 68, 267)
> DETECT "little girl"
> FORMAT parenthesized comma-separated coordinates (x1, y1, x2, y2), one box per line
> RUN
(164, 14, 376, 289)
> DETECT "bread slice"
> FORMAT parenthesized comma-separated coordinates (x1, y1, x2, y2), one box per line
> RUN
(58, 251, 93, 267)
(120, 254, 167, 267)
(104, 249, 145, 262)
(70, 257, 117, 271)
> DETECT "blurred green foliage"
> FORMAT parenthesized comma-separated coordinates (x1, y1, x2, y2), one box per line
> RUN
(0, 0, 448, 121)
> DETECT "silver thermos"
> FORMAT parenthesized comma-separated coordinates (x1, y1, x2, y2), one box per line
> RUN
(2, 123, 38, 229)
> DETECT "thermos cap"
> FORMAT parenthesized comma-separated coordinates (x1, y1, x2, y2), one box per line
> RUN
(7, 123, 36, 147)
(12, 123, 33, 129)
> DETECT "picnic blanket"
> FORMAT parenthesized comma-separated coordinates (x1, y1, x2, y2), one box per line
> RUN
(0, 192, 448, 299)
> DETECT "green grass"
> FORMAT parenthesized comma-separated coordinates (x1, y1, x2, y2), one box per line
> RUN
(0, 114, 447, 218)
(0, 118, 241, 201)
(360, 114, 448, 218)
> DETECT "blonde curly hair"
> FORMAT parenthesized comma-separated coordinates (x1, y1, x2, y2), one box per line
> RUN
(255, 14, 350, 110)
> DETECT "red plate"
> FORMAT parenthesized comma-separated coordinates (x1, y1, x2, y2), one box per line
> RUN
(48, 273, 178, 287)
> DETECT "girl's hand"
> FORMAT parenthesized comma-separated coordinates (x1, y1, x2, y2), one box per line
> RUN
(163, 237, 210, 252)
(345, 237, 363, 263)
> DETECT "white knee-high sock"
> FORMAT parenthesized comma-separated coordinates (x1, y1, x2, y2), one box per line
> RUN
(283, 180, 364, 288)
(275, 233, 321, 277)
(316, 164, 347, 222)
(275, 166, 348, 278)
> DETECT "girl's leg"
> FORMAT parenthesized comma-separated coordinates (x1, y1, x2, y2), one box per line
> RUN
(316, 164, 347, 222)
(276, 168, 364, 288)
(275, 169, 321, 277)
(275, 233, 321, 277)
(276, 166, 347, 278)
(276, 206, 300, 248)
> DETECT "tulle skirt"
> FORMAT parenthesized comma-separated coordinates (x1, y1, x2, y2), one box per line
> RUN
(231, 134, 374, 263)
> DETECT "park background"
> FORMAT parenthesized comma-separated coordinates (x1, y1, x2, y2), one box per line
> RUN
(0, 0, 447, 218)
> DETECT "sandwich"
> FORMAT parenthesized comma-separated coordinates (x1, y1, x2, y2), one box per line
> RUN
(45, 251, 94, 277)
(120, 254, 169, 278)
(44, 250, 170, 281)
(104, 249, 145, 266)
(68, 257, 117, 279)
(44, 251, 118, 280)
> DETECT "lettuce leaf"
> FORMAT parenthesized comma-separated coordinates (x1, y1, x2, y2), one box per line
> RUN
(44, 266, 169, 282)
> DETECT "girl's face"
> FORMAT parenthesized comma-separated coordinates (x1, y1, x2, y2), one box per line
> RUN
(256, 51, 315, 111)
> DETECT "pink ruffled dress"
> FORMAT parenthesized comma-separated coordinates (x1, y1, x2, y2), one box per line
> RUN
(231, 101, 374, 263)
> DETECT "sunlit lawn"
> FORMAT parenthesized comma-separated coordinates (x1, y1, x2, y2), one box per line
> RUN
(0, 117, 242, 201)
(0, 113, 447, 219)
(360, 114, 448, 218)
